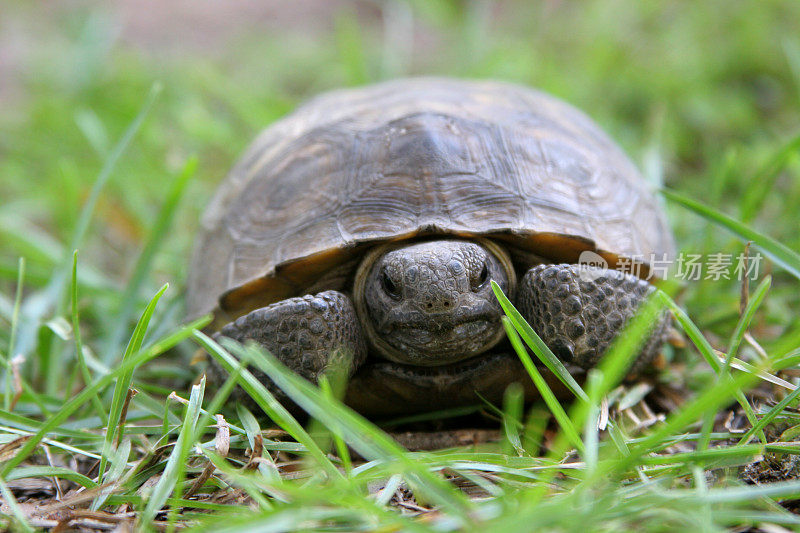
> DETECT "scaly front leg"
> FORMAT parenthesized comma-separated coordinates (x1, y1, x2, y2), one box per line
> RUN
(516, 264, 670, 373)
(212, 290, 367, 397)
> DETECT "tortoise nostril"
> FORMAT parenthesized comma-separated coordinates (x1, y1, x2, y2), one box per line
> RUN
(424, 300, 453, 311)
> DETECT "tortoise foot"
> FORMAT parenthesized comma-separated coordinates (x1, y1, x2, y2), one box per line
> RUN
(516, 264, 670, 372)
(214, 290, 367, 389)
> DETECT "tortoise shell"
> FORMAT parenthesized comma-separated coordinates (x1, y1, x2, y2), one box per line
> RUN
(188, 78, 674, 324)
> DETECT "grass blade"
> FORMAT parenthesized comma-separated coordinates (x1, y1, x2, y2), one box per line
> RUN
(501, 318, 584, 453)
(5, 466, 98, 489)
(491, 280, 588, 402)
(236, 403, 281, 481)
(3, 257, 24, 411)
(501, 381, 525, 456)
(71, 251, 106, 422)
(91, 437, 131, 511)
(697, 478, 800, 503)
(723, 276, 771, 371)
(143, 377, 205, 524)
(663, 188, 800, 280)
(739, 379, 800, 444)
(319, 374, 353, 472)
(99, 283, 169, 482)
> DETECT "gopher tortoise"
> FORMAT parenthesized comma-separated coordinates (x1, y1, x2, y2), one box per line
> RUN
(188, 78, 674, 416)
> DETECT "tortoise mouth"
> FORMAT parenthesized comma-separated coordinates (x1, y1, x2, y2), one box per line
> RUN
(389, 318, 497, 364)
(363, 350, 514, 381)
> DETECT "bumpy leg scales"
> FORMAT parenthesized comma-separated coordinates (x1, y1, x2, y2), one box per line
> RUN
(517, 264, 670, 372)
(211, 290, 367, 391)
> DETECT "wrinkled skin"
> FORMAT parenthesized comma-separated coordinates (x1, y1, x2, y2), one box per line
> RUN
(214, 239, 669, 415)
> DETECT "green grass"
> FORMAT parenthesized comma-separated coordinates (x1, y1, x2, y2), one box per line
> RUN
(2, 0, 800, 530)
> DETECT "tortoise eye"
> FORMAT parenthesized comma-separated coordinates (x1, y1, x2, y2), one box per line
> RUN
(381, 268, 401, 299)
(472, 262, 490, 291)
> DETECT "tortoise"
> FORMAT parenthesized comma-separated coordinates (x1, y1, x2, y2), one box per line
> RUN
(188, 78, 674, 416)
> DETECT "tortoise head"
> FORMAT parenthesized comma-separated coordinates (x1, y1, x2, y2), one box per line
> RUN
(354, 239, 516, 366)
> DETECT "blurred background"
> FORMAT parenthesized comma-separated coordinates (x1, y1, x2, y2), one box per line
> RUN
(2, 1, 800, 376)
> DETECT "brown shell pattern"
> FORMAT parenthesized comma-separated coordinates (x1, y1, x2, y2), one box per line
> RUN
(188, 78, 674, 320)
